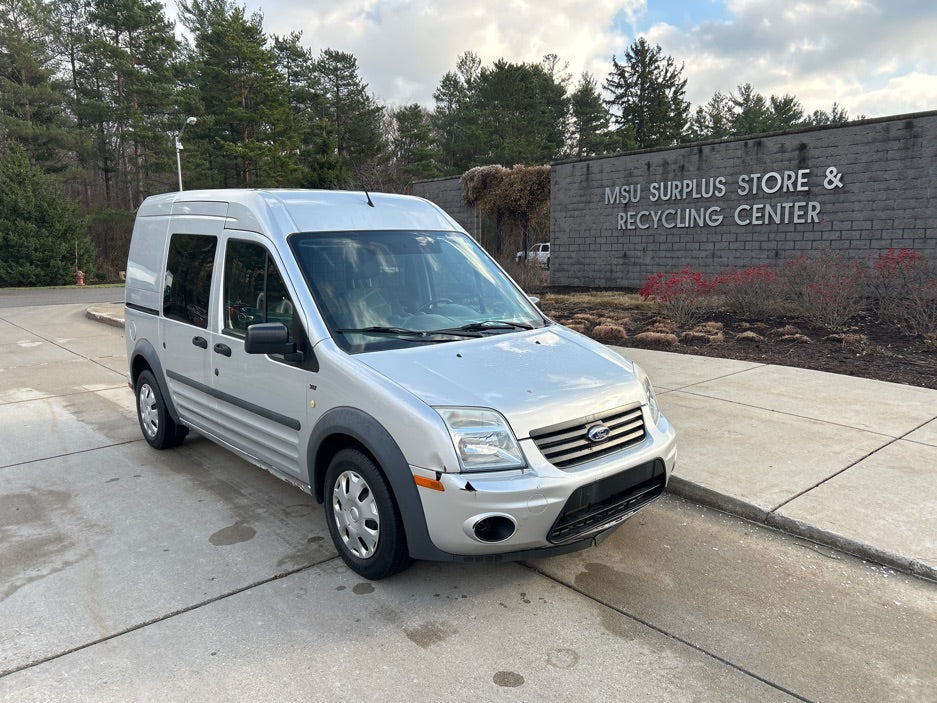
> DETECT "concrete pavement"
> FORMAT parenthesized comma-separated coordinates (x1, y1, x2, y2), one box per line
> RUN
(619, 346, 937, 583)
(2, 299, 935, 700)
(87, 303, 937, 582)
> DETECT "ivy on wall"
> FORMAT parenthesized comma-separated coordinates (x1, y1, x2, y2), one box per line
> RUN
(460, 165, 550, 257)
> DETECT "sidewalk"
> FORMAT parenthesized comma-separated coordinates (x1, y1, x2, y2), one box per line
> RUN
(89, 303, 937, 582)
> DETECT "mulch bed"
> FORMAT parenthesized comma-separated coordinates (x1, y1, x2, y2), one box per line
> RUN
(540, 301, 937, 390)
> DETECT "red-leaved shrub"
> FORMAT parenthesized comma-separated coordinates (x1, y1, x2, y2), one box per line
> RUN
(779, 252, 867, 331)
(868, 248, 937, 335)
(902, 279, 937, 336)
(713, 265, 781, 318)
(641, 249, 936, 338)
(639, 268, 713, 328)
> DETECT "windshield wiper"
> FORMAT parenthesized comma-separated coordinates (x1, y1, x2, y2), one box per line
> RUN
(335, 326, 480, 341)
(444, 320, 535, 332)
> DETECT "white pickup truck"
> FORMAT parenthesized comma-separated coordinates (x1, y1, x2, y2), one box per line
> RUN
(515, 242, 550, 267)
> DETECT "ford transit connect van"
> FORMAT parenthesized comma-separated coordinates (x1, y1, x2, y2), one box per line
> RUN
(125, 189, 677, 579)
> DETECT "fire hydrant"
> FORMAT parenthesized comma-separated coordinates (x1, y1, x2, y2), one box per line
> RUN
(75, 269, 85, 286)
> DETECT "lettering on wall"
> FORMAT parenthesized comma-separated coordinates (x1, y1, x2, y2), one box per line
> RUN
(604, 167, 845, 230)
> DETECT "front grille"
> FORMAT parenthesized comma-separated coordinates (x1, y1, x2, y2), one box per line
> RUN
(529, 403, 646, 469)
(548, 460, 665, 544)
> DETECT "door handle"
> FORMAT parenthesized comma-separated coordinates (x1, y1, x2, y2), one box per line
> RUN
(213, 343, 232, 357)
(192, 336, 208, 349)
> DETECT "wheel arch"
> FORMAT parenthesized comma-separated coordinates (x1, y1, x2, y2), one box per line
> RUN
(128, 338, 183, 425)
(307, 406, 445, 561)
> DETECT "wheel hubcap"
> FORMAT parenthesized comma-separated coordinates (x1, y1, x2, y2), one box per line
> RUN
(331, 470, 380, 559)
(138, 383, 159, 439)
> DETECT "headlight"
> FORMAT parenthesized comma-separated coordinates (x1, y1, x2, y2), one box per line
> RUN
(634, 364, 661, 426)
(436, 407, 526, 472)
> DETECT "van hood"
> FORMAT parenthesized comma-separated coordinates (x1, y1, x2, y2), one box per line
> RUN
(356, 326, 645, 438)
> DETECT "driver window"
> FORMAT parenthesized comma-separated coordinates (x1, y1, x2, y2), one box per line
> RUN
(223, 240, 294, 338)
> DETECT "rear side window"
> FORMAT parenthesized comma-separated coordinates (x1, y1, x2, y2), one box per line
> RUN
(163, 234, 217, 328)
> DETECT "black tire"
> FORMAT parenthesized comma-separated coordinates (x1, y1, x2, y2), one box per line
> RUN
(324, 448, 411, 580)
(135, 369, 188, 449)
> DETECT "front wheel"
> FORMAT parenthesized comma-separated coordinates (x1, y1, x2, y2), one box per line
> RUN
(324, 448, 411, 580)
(135, 369, 187, 449)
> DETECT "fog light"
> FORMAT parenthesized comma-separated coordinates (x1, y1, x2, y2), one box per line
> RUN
(471, 514, 516, 543)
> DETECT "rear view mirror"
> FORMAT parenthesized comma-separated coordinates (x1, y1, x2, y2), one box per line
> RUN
(245, 322, 301, 360)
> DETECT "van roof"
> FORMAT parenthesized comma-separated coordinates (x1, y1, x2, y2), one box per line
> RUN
(137, 189, 462, 235)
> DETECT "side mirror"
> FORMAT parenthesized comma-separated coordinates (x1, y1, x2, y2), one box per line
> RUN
(245, 322, 302, 361)
(527, 295, 540, 306)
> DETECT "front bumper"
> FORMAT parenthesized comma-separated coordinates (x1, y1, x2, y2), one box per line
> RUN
(413, 410, 677, 559)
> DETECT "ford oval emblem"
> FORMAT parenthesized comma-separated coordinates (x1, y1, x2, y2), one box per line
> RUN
(586, 424, 611, 443)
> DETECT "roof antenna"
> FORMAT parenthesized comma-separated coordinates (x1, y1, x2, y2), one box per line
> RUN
(363, 188, 375, 207)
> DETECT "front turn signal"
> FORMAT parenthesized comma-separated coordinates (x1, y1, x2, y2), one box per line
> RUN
(414, 475, 445, 492)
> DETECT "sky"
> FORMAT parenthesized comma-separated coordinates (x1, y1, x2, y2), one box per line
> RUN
(165, 0, 937, 119)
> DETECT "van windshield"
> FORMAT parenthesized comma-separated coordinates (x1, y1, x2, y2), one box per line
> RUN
(289, 230, 547, 352)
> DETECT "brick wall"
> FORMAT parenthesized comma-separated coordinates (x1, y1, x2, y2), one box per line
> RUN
(414, 111, 937, 288)
(412, 177, 478, 237)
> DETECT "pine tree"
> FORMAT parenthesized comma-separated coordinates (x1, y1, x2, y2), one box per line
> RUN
(604, 38, 689, 149)
(82, 0, 180, 205)
(314, 49, 386, 188)
(687, 91, 733, 142)
(389, 103, 438, 189)
(431, 54, 484, 174)
(0, 142, 94, 286)
(728, 84, 806, 136)
(181, 2, 287, 187)
(807, 102, 855, 126)
(473, 59, 568, 166)
(271, 31, 327, 186)
(0, 0, 72, 171)
(54, 0, 99, 203)
(769, 94, 805, 131)
(432, 52, 570, 172)
(568, 72, 614, 158)
(540, 53, 571, 90)
(729, 83, 773, 136)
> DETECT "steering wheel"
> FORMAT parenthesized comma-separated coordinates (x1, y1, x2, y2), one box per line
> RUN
(417, 297, 453, 313)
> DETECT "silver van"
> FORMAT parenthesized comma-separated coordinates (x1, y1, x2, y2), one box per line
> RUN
(124, 189, 677, 579)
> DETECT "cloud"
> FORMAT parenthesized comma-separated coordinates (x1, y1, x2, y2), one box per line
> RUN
(223, 0, 643, 107)
(163, 0, 937, 118)
(643, 0, 937, 116)
(851, 71, 937, 116)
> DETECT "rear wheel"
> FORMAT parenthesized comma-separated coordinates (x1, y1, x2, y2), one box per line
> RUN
(324, 448, 411, 580)
(135, 369, 187, 449)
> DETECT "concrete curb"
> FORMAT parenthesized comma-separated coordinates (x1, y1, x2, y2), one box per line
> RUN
(85, 305, 125, 328)
(665, 475, 770, 524)
(764, 513, 937, 583)
(667, 476, 937, 583)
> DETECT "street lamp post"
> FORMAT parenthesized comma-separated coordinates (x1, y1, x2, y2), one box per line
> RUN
(175, 116, 197, 191)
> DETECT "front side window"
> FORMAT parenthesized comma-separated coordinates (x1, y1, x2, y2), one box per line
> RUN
(164, 233, 217, 328)
(223, 239, 294, 338)
(290, 230, 546, 353)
